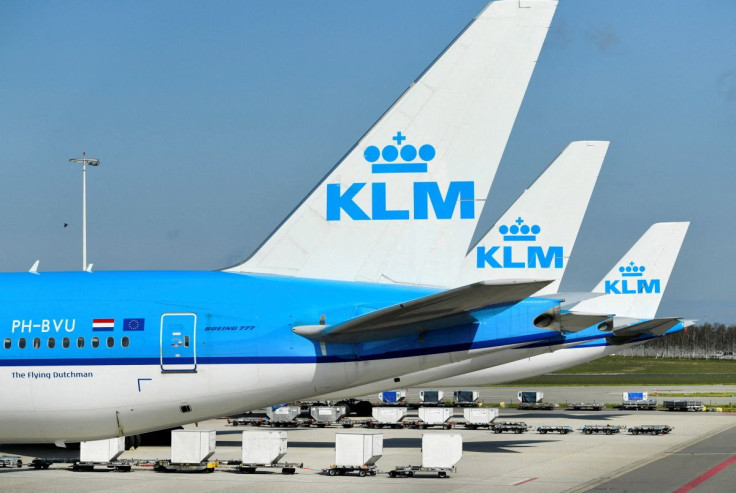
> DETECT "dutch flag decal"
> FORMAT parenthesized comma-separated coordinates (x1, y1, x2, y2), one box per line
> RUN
(92, 319, 115, 332)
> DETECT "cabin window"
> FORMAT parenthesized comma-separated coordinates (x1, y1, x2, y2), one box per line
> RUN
(106, 336, 114, 348)
(77, 337, 85, 349)
(47, 338, 55, 349)
(3, 338, 10, 349)
(184, 335, 190, 348)
(33, 337, 41, 349)
(91, 337, 100, 348)
(62, 337, 70, 349)
(121, 336, 130, 348)
(18, 338, 26, 349)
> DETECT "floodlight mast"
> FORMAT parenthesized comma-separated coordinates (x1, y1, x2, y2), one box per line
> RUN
(68, 152, 100, 271)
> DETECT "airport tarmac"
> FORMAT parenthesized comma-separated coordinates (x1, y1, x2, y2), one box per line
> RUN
(2, 406, 735, 492)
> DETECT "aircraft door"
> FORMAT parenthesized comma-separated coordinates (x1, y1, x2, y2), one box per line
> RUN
(160, 313, 197, 372)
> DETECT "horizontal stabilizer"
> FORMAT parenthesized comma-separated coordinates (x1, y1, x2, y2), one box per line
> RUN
(612, 317, 682, 338)
(293, 279, 553, 343)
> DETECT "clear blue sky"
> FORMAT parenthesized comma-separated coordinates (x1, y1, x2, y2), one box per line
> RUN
(1, 1, 734, 322)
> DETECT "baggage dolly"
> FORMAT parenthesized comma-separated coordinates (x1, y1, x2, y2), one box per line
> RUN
(323, 464, 378, 477)
(388, 465, 455, 478)
(491, 421, 530, 434)
(536, 425, 573, 434)
(237, 461, 302, 474)
(0, 456, 23, 468)
(579, 424, 625, 435)
(566, 402, 604, 411)
(72, 460, 133, 472)
(153, 460, 218, 473)
(628, 425, 674, 435)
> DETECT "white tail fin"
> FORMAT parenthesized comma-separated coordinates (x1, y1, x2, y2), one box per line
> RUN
(226, 0, 558, 284)
(450, 141, 607, 291)
(572, 222, 690, 319)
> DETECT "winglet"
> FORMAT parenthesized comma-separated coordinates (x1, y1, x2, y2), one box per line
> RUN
(29, 260, 40, 274)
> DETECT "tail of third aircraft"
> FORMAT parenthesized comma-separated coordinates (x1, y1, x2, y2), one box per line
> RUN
(571, 222, 690, 319)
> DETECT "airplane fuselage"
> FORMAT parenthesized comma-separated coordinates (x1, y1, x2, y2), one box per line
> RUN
(0, 270, 557, 442)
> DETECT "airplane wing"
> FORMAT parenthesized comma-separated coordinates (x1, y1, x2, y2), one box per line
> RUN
(293, 279, 553, 343)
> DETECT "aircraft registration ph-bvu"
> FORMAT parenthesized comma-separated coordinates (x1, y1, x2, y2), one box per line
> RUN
(1, 0, 568, 444)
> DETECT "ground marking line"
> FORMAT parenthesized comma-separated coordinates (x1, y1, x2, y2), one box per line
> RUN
(673, 454, 736, 493)
(510, 477, 538, 486)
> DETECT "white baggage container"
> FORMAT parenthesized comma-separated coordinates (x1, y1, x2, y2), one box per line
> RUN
(80, 437, 126, 463)
(463, 407, 499, 425)
(422, 433, 462, 468)
(335, 433, 383, 466)
(171, 430, 217, 464)
(418, 407, 453, 425)
(372, 406, 408, 423)
(267, 406, 300, 422)
(241, 431, 287, 465)
(310, 406, 347, 423)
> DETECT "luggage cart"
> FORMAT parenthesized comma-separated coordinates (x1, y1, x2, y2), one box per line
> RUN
(579, 424, 625, 435)
(462, 407, 499, 430)
(628, 425, 674, 435)
(408, 407, 454, 429)
(324, 464, 378, 477)
(389, 433, 461, 478)
(621, 400, 658, 410)
(0, 456, 23, 468)
(72, 460, 133, 472)
(536, 425, 573, 434)
(388, 465, 454, 478)
(229, 416, 268, 427)
(491, 421, 530, 434)
(566, 402, 604, 411)
(153, 460, 218, 473)
(307, 406, 347, 428)
(237, 461, 302, 474)
(663, 400, 705, 412)
(364, 407, 409, 429)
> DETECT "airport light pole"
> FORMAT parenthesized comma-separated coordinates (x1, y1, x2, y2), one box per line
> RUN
(69, 152, 100, 271)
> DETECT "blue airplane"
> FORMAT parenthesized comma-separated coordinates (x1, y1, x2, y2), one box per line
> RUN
(0, 0, 568, 444)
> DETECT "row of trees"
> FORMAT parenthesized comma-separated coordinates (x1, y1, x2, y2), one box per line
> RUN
(617, 323, 736, 358)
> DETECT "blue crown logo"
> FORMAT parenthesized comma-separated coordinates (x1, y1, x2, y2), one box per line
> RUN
(364, 131, 435, 174)
(499, 217, 541, 241)
(619, 261, 646, 277)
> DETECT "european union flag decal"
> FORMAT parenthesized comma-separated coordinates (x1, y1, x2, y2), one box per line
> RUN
(123, 318, 145, 331)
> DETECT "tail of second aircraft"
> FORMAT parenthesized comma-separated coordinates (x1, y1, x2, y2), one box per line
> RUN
(225, 0, 558, 286)
(449, 141, 608, 291)
(571, 222, 690, 319)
